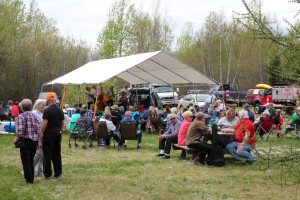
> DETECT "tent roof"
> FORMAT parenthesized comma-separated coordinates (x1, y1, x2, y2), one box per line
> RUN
(44, 51, 217, 85)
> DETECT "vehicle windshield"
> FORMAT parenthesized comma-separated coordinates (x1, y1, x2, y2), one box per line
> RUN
(154, 86, 173, 93)
(196, 95, 209, 102)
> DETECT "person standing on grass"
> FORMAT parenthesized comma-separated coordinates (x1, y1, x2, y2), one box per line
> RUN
(41, 93, 64, 179)
(32, 99, 46, 177)
(14, 99, 42, 184)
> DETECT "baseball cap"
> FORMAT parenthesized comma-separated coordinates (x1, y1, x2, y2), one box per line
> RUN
(243, 103, 250, 108)
(46, 93, 56, 100)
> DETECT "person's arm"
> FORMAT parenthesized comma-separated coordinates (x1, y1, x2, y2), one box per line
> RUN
(166, 122, 181, 138)
(41, 119, 48, 133)
(238, 130, 250, 152)
(61, 120, 64, 131)
(14, 115, 24, 144)
(222, 129, 235, 133)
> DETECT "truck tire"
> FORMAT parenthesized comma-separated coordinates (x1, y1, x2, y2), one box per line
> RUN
(254, 103, 262, 114)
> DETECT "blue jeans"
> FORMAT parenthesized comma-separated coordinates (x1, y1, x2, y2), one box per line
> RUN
(226, 142, 257, 164)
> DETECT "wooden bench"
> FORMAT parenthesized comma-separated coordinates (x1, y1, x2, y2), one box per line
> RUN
(172, 144, 199, 158)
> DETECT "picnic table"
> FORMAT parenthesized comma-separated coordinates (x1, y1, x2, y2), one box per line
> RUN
(172, 132, 235, 158)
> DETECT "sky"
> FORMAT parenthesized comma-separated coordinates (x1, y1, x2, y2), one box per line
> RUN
(22, 0, 299, 47)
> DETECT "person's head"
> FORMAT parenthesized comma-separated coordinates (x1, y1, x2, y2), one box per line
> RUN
(219, 110, 226, 118)
(33, 99, 46, 113)
(238, 110, 249, 122)
(243, 103, 250, 110)
(124, 111, 131, 118)
(183, 111, 193, 122)
(124, 85, 128, 89)
(104, 111, 111, 120)
(170, 107, 178, 114)
(129, 105, 134, 111)
(195, 112, 206, 122)
(78, 103, 82, 108)
(74, 103, 78, 108)
(46, 93, 56, 105)
(14, 101, 19, 105)
(204, 101, 209, 106)
(188, 107, 196, 114)
(209, 91, 213, 95)
(82, 104, 87, 109)
(226, 108, 236, 121)
(111, 105, 119, 110)
(296, 106, 300, 114)
(269, 103, 274, 108)
(75, 108, 81, 114)
(157, 104, 162, 110)
(20, 99, 32, 112)
(7, 100, 13, 106)
(80, 109, 87, 116)
(105, 106, 110, 112)
(92, 85, 97, 89)
(165, 106, 170, 111)
(64, 104, 70, 110)
(188, 103, 193, 108)
(86, 86, 90, 91)
(121, 91, 126, 96)
(169, 114, 177, 124)
(276, 109, 281, 114)
(262, 111, 270, 118)
(109, 86, 113, 90)
(119, 106, 124, 111)
(151, 109, 157, 115)
(208, 108, 214, 115)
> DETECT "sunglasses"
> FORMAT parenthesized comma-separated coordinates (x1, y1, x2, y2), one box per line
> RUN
(170, 118, 176, 120)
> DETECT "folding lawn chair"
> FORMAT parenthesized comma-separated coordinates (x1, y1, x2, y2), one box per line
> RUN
(68, 120, 94, 149)
(258, 117, 276, 141)
(119, 121, 138, 150)
(283, 119, 300, 139)
(67, 108, 76, 118)
(92, 121, 115, 147)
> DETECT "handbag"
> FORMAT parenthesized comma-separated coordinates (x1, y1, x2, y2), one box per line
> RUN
(15, 137, 25, 148)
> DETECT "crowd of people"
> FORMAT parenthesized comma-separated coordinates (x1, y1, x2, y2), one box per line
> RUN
(3, 85, 300, 184)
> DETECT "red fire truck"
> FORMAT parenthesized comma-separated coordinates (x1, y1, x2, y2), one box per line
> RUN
(253, 84, 300, 114)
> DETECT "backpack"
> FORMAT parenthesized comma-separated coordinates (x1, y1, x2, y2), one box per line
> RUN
(206, 124, 225, 167)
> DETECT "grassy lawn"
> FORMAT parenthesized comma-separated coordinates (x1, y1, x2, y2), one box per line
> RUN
(0, 129, 299, 200)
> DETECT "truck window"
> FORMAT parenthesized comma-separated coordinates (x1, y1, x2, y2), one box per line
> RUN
(265, 89, 272, 96)
(153, 86, 173, 93)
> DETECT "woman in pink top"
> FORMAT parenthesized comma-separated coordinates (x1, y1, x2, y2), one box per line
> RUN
(178, 111, 194, 145)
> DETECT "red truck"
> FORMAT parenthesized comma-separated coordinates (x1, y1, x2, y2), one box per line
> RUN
(253, 85, 300, 114)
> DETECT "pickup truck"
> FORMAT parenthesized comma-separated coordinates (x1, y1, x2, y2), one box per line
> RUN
(209, 85, 246, 106)
(253, 85, 300, 114)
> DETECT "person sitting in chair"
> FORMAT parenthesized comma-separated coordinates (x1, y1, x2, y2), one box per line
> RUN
(99, 111, 123, 147)
(0, 101, 10, 121)
(243, 103, 254, 122)
(156, 114, 182, 159)
(281, 106, 300, 137)
(77, 109, 93, 132)
(225, 110, 257, 164)
(120, 111, 142, 148)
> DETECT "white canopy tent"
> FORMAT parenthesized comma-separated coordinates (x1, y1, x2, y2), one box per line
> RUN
(44, 51, 217, 86)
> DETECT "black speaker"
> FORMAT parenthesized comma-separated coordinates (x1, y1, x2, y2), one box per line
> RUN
(222, 84, 230, 90)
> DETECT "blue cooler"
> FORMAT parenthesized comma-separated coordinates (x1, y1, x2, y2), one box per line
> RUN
(5, 124, 15, 132)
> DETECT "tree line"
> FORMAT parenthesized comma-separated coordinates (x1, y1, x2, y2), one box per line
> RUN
(1, 0, 299, 104)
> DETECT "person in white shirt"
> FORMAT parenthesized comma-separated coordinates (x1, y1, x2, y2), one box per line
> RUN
(99, 111, 123, 146)
(206, 91, 216, 105)
(217, 108, 239, 130)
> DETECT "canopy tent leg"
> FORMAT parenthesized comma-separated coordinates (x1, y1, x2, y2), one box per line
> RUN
(78, 84, 82, 104)
(51, 84, 54, 92)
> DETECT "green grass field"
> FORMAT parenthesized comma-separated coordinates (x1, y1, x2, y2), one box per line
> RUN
(0, 129, 299, 200)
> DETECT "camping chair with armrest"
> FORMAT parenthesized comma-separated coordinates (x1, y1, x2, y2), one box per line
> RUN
(69, 122, 80, 148)
(92, 121, 115, 148)
(111, 115, 121, 132)
(76, 120, 95, 149)
(284, 119, 300, 139)
(119, 121, 138, 150)
(258, 117, 276, 142)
